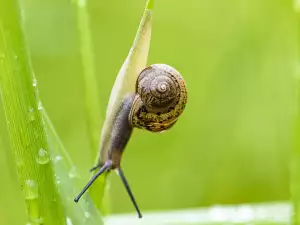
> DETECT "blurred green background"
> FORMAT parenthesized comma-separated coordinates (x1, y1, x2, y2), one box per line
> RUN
(0, 0, 298, 224)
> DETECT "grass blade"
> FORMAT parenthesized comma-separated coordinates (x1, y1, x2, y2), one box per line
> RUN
(0, 1, 65, 224)
(42, 110, 104, 225)
(89, 0, 154, 209)
(74, 0, 101, 157)
(291, 2, 300, 224)
(104, 202, 290, 225)
(73, 0, 110, 214)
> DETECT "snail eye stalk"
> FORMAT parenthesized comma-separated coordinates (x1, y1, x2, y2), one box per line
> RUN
(117, 168, 143, 219)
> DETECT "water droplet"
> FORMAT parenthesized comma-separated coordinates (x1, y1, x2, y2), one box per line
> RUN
(24, 181, 43, 225)
(66, 217, 73, 225)
(54, 174, 61, 185)
(68, 166, 79, 179)
(32, 77, 37, 87)
(36, 148, 50, 164)
(24, 180, 38, 200)
(38, 101, 43, 110)
(54, 155, 63, 162)
(84, 211, 91, 219)
(28, 107, 35, 121)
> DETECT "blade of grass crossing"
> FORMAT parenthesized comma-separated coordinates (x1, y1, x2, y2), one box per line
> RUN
(74, 0, 101, 158)
(73, 0, 110, 215)
(292, 2, 300, 224)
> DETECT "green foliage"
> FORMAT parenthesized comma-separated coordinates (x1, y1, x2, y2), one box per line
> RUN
(43, 110, 104, 225)
(291, 3, 300, 225)
(0, 1, 65, 224)
(0, 0, 155, 223)
(0, 0, 298, 224)
(0, 0, 104, 224)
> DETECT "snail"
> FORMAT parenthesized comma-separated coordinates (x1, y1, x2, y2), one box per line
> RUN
(74, 64, 188, 218)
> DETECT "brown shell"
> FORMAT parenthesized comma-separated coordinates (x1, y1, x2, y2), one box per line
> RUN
(129, 64, 187, 132)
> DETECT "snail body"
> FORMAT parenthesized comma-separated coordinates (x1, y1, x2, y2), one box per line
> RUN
(74, 64, 188, 218)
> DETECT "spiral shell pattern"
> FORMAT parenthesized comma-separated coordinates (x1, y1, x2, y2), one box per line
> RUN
(129, 64, 187, 132)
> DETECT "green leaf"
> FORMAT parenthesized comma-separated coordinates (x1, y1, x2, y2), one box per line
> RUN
(42, 110, 104, 225)
(105, 202, 290, 225)
(0, 1, 65, 224)
(89, 0, 154, 210)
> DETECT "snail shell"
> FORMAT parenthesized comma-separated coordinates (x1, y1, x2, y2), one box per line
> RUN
(129, 64, 187, 132)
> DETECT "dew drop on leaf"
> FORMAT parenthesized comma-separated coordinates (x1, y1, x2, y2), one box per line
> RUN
(54, 155, 63, 163)
(68, 166, 79, 179)
(66, 217, 73, 225)
(28, 107, 35, 122)
(38, 101, 43, 110)
(55, 175, 61, 185)
(36, 148, 50, 164)
(32, 77, 37, 87)
(24, 180, 38, 200)
(84, 211, 91, 220)
(54, 174, 62, 185)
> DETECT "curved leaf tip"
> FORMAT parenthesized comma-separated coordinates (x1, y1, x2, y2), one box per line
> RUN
(146, 0, 154, 10)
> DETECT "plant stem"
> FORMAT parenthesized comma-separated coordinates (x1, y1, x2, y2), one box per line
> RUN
(75, 0, 101, 157)
(0, 1, 65, 224)
(292, 109, 300, 224)
(73, 0, 110, 214)
(291, 3, 300, 224)
(89, 0, 154, 210)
